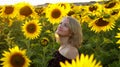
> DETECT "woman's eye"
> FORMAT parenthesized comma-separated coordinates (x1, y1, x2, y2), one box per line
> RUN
(64, 24, 67, 26)
(59, 22, 62, 25)
(59, 22, 68, 27)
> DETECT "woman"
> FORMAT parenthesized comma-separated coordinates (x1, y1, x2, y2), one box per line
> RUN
(47, 16, 83, 67)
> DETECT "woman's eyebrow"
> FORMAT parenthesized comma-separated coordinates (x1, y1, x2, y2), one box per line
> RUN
(60, 22, 63, 24)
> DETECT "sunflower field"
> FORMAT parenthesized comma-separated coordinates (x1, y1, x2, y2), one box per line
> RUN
(0, 0, 120, 67)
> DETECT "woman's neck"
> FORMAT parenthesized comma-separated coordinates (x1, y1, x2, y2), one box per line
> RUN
(59, 36, 69, 45)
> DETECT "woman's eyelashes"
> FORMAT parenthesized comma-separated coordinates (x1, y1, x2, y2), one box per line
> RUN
(59, 22, 68, 27)
(59, 22, 62, 25)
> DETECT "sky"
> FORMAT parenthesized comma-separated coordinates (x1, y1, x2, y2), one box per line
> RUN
(0, 0, 99, 5)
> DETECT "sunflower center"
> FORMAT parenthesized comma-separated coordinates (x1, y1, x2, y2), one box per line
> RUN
(111, 10, 119, 15)
(51, 9, 61, 19)
(95, 18, 109, 26)
(20, 6, 32, 17)
(105, 2, 116, 8)
(4, 6, 14, 14)
(60, 4, 66, 9)
(89, 5, 97, 12)
(10, 53, 25, 67)
(42, 39, 48, 45)
(26, 23, 36, 34)
(67, 11, 75, 16)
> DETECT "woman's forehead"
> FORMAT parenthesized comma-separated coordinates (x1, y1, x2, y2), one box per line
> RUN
(62, 17, 69, 23)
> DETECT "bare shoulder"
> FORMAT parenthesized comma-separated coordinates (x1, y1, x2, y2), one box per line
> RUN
(65, 46, 79, 59)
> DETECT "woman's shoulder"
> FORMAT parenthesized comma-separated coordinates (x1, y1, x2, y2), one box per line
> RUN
(51, 50, 71, 60)
(47, 50, 72, 67)
(59, 46, 79, 59)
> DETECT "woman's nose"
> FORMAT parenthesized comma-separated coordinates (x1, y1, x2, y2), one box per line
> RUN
(59, 24, 62, 27)
(59, 25, 62, 29)
(60, 23, 64, 27)
(58, 24, 63, 29)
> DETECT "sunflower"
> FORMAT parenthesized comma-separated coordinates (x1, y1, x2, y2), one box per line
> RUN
(57, 3, 71, 14)
(81, 15, 93, 23)
(115, 28, 120, 44)
(110, 9, 120, 20)
(81, 12, 101, 23)
(0, 46, 31, 67)
(103, 0, 120, 10)
(0, 5, 17, 18)
(60, 54, 102, 67)
(70, 4, 87, 15)
(15, 2, 38, 20)
(21, 19, 42, 40)
(88, 16, 115, 33)
(70, 4, 80, 13)
(45, 3, 68, 24)
(85, 3, 102, 14)
(35, 6, 46, 16)
(40, 37, 49, 46)
(2, 18, 13, 27)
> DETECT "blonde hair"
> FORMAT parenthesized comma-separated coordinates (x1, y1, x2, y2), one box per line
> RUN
(66, 16, 83, 48)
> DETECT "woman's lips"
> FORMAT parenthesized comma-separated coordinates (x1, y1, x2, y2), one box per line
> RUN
(58, 28, 62, 31)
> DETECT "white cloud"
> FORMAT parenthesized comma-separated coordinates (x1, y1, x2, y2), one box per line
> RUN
(0, 0, 98, 5)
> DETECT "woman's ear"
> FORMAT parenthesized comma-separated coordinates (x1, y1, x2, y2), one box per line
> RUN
(70, 32, 74, 36)
(69, 33, 72, 36)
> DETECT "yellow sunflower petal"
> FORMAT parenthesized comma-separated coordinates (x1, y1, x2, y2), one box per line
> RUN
(115, 28, 120, 44)
(60, 54, 102, 67)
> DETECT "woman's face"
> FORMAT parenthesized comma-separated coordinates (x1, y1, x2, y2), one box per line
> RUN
(56, 18, 71, 37)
